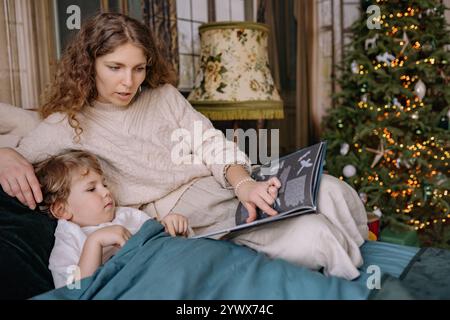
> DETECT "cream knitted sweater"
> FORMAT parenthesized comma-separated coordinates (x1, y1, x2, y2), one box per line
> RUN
(16, 84, 250, 216)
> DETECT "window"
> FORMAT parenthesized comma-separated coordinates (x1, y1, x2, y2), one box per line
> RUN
(176, 0, 256, 91)
(316, 0, 360, 108)
(215, 0, 245, 21)
(176, 0, 209, 91)
(54, 0, 101, 57)
(53, 0, 142, 58)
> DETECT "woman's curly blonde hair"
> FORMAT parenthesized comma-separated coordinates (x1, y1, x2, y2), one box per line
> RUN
(40, 12, 177, 141)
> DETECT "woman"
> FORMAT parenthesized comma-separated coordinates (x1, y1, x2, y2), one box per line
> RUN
(0, 12, 368, 280)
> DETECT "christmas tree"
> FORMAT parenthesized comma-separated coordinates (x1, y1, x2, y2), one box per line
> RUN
(321, 0, 450, 247)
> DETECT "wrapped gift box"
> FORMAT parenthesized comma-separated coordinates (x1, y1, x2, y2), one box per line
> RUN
(379, 227, 420, 247)
(367, 213, 381, 239)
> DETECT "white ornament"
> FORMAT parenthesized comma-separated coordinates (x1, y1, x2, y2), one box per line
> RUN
(373, 208, 383, 218)
(423, 43, 433, 51)
(376, 52, 395, 65)
(411, 112, 419, 120)
(343, 164, 357, 178)
(402, 158, 412, 169)
(340, 143, 350, 156)
(359, 192, 368, 205)
(393, 97, 402, 108)
(365, 34, 379, 51)
(425, 8, 437, 16)
(351, 61, 359, 74)
(362, 94, 368, 103)
(395, 157, 411, 169)
(414, 80, 426, 100)
(436, 172, 447, 185)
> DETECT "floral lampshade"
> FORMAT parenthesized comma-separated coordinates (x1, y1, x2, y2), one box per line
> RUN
(188, 22, 284, 121)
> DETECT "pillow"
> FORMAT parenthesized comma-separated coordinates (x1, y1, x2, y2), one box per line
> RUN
(0, 134, 21, 148)
(0, 187, 56, 300)
(0, 103, 40, 136)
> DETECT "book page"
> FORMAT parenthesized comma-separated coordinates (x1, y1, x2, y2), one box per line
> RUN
(192, 142, 326, 239)
(235, 142, 324, 225)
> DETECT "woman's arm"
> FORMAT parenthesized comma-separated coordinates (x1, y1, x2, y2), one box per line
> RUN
(226, 164, 281, 223)
(162, 86, 281, 221)
(224, 164, 251, 187)
(163, 86, 251, 187)
(0, 113, 70, 208)
(0, 147, 42, 209)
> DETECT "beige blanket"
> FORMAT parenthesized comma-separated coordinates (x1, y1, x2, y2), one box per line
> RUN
(0, 103, 41, 148)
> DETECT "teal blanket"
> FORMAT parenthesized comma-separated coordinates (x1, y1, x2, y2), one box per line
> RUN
(33, 220, 417, 300)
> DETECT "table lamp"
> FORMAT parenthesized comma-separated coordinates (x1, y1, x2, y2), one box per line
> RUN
(188, 21, 284, 121)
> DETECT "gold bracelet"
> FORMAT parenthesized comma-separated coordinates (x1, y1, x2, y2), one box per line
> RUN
(234, 177, 255, 196)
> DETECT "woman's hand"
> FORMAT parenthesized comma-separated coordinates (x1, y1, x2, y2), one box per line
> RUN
(161, 213, 189, 237)
(0, 147, 42, 209)
(235, 177, 281, 223)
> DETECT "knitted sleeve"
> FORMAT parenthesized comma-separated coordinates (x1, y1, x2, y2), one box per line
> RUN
(161, 85, 251, 189)
(14, 113, 74, 163)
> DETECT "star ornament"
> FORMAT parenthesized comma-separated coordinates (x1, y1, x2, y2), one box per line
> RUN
(394, 31, 410, 55)
(366, 141, 389, 168)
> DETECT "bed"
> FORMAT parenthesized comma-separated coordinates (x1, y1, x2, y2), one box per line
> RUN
(31, 219, 423, 300)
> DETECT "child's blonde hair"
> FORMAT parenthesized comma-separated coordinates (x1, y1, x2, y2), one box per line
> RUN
(34, 150, 104, 217)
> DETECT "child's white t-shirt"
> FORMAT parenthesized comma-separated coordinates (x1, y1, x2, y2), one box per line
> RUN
(49, 206, 151, 289)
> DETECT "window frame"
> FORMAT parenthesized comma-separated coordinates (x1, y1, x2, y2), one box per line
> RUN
(53, 0, 143, 59)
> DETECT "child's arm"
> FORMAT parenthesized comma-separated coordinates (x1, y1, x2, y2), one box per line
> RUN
(77, 225, 132, 280)
(77, 236, 104, 280)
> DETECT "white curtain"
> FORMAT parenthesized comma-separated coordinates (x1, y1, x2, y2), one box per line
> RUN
(0, 0, 56, 109)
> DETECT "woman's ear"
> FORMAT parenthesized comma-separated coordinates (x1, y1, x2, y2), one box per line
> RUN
(50, 201, 72, 220)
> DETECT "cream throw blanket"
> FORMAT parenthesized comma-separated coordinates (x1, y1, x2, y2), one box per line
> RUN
(0, 103, 41, 148)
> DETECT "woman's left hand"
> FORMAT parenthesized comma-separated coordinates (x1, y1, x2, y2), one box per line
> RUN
(235, 177, 282, 223)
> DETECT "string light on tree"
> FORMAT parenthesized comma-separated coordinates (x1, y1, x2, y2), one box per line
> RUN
(322, 0, 450, 247)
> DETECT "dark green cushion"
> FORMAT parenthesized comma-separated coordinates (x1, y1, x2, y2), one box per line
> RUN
(0, 188, 56, 300)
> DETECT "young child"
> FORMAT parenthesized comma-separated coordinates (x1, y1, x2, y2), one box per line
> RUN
(34, 150, 189, 288)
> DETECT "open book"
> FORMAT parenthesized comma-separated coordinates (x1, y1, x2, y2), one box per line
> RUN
(193, 141, 327, 239)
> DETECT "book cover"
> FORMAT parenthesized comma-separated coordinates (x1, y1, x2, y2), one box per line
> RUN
(193, 141, 327, 239)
